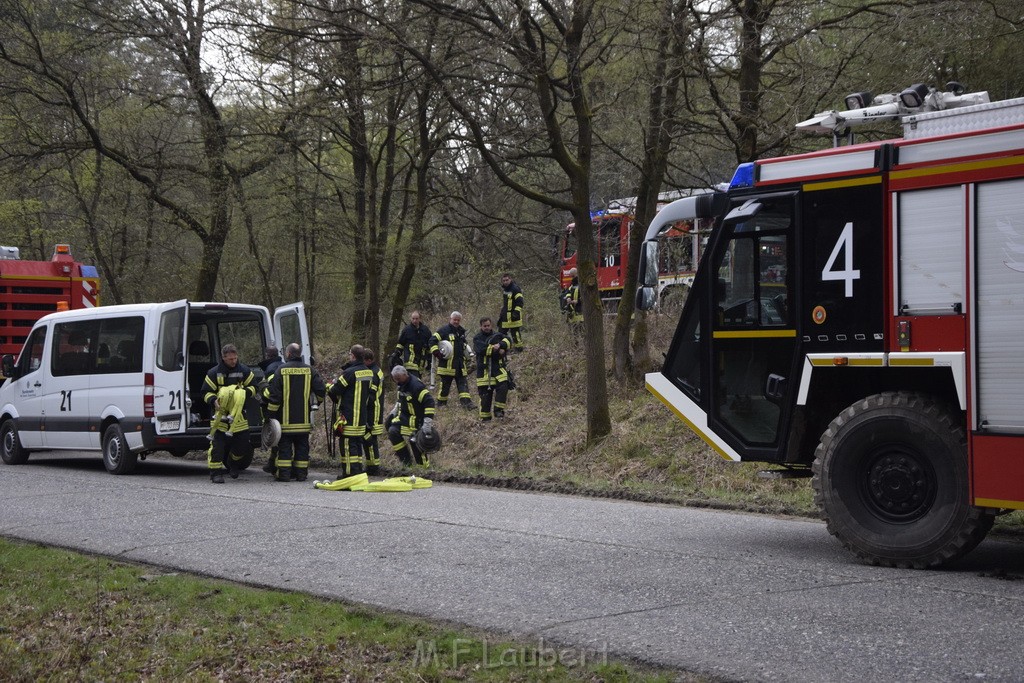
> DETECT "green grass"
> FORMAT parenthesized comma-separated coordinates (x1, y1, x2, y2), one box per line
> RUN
(0, 538, 690, 682)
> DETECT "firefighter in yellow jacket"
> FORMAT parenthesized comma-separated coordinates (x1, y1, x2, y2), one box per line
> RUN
(429, 311, 475, 409)
(473, 317, 512, 421)
(326, 346, 379, 478)
(498, 273, 525, 352)
(265, 343, 326, 482)
(362, 349, 386, 476)
(203, 343, 258, 484)
(388, 365, 436, 466)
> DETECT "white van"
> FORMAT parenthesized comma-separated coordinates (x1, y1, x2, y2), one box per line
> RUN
(0, 300, 310, 474)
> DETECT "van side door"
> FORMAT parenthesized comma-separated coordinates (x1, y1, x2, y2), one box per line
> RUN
(46, 319, 98, 448)
(151, 301, 189, 435)
(10, 325, 48, 449)
(274, 302, 311, 363)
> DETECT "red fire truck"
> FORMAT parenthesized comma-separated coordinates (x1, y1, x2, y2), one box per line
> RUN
(558, 190, 714, 303)
(0, 244, 100, 356)
(636, 83, 1024, 568)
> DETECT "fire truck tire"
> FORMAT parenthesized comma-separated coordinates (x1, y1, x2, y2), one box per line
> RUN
(102, 423, 138, 475)
(0, 419, 29, 465)
(812, 391, 993, 569)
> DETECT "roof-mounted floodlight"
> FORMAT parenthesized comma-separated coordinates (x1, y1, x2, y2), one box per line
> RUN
(845, 92, 873, 110)
(796, 83, 990, 138)
(899, 83, 929, 108)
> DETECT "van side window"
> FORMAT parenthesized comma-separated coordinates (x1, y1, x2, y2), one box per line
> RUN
(19, 326, 47, 375)
(158, 308, 185, 371)
(98, 317, 145, 374)
(52, 321, 98, 376)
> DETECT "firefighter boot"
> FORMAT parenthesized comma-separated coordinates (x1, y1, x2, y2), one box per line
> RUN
(210, 470, 225, 484)
(262, 446, 278, 474)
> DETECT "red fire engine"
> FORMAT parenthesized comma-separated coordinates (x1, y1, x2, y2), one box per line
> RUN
(0, 245, 100, 356)
(559, 190, 714, 302)
(637, 83, 1024, 568)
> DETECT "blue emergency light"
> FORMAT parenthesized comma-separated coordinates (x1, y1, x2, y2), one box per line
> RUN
(729, 162, 756, 189)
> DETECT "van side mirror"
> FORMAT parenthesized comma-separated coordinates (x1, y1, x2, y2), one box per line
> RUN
(1, 354, 16, 379)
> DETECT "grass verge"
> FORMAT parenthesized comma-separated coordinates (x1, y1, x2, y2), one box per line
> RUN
(0, 538, 696, 682)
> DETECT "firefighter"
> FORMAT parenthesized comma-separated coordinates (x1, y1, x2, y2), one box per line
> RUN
(362, 348, 386, 476)
(391, 310, 432, 379)
(265, 343, 326, 482)
(562, 268, 583, 334)
(326, 345, 377, 479)
(497, 273, 525, 352)
(473, 317, 511, 421)
(388, 365, 436, 466)
(258, 345, 284, 374)
(259, 346, 286, 475)
(430, 311, 474, 409)
(203, 343, 258, 483)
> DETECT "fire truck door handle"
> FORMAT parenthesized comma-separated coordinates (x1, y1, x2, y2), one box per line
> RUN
(765, 373, 786, 404)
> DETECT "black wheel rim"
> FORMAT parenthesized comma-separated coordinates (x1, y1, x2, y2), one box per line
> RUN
(859, 443, 937, 523)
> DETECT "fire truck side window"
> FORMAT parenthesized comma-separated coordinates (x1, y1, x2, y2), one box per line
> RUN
(599, 218, 621, 267)
(19, 327, 46, 375)
(715, 202, 791, 328)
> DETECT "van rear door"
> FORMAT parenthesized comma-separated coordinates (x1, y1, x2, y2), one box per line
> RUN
(274, 303, 310, 362)
(151, 300, 189, 436)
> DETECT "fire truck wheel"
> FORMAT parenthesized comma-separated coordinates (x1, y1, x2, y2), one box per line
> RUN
(102, 423, 138, 475)
(0, 419, 29, 465)
(812, 391, 994, 569)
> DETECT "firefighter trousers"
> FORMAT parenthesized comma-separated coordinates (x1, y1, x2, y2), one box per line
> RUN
(439, 372, 473, 408)
(478, 381, 509, 421)
(364, 432, 381, 475)
(338, 434, 365, 477)
(388, 423, 428, 467)
(207, 431, 253, 473)
(275, 432, 310, 481)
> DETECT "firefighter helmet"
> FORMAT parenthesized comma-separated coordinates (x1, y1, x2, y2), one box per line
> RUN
(415, 421, 442, 452)
(438, 340, 454, 359)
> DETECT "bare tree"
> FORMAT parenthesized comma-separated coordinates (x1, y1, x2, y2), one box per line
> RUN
(393, 0, 632, 442)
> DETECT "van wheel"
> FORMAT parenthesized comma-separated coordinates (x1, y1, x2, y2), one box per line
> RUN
(0, 419, 29, 465)
(102, 423, 137, 475)
(812, 392, 993, 568)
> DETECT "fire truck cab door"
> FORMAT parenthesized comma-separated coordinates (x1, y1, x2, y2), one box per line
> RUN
(708, 193, 798, 458)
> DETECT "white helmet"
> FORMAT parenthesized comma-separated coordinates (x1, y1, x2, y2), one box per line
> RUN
(438, 340, 454, 359)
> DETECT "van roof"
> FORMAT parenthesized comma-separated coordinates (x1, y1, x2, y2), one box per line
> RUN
(34, 301, 268, 325)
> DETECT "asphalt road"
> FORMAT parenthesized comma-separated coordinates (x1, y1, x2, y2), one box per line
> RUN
(2, 453, 1023, 682)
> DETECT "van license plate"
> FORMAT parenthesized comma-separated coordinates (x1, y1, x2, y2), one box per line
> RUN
(160, 418, 181, 431)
